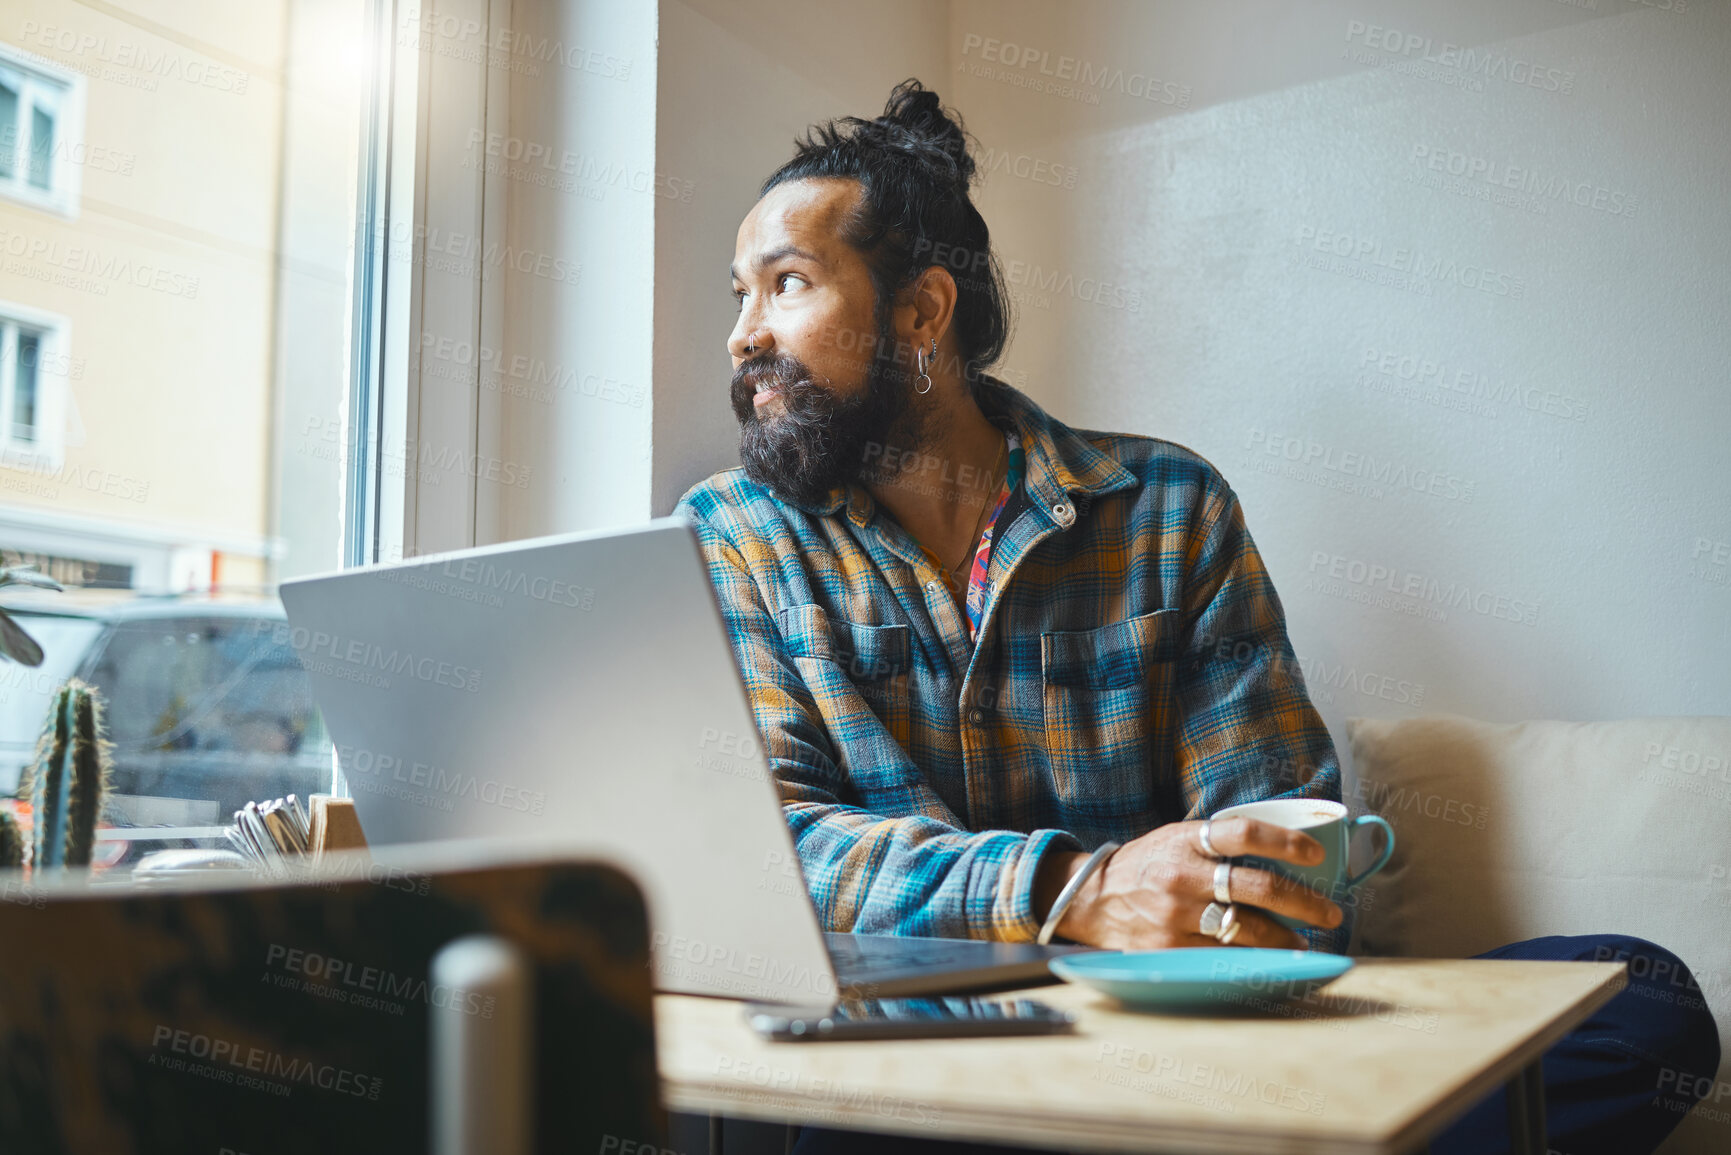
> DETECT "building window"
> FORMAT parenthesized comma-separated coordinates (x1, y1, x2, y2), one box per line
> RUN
(0, 308, 66, 460)
(0, 1, 379, 876)
(0, 44, 81, 216)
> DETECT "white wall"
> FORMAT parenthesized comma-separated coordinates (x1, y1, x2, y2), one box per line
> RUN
(943, 0, 1730, 731)
(644, 0, 1730, 724)
(496, 0, 1728, 724)
(478, 0, 661, 539)
(938, 14, 1731, 1140)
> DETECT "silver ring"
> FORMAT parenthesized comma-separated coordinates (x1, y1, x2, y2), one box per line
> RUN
(1197, 819, 1219, 859)
(1218, 904, 1244, 945)
(1198, 901, 1227, 938)
(1213, 860, 1233, 905)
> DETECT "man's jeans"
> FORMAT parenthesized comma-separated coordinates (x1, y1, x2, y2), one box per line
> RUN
(785, 934, 1721, 1155)
(1429, 935, 1719, 1154)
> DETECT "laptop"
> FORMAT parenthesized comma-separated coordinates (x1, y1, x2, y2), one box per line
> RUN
(279, 520, 1092, 1002)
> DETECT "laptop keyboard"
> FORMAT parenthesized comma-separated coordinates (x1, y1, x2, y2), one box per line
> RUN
(824, 932, 1006, 975)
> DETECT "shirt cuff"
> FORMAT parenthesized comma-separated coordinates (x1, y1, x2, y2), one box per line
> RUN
(1301, 909, 1352, 954)
(993, 827, 1086, 942)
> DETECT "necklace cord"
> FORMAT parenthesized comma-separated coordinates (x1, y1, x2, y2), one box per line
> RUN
(946, 438, 1010, 580)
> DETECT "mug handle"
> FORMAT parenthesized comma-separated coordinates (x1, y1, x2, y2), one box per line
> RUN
(1344, 815, 1395, 889)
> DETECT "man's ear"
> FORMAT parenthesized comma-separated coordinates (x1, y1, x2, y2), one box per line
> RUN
(900, 265, 959, 350)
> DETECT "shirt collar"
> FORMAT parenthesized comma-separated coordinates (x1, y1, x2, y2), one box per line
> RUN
(975, 380, 1140, 516)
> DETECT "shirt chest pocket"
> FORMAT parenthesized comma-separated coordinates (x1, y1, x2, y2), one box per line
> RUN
(1041, 608, 1183, 821)
(779, 603, 915, 757)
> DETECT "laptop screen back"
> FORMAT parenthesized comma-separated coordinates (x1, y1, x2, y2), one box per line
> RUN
(279, 520, 836, 1002)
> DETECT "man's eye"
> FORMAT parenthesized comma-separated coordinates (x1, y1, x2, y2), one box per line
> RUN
(778, 273, 805, 292)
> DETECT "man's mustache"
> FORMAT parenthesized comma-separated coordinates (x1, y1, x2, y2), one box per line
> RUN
(730, 353, 823, 420)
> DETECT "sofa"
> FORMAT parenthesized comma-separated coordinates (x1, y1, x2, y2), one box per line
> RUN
(1346, 714, 1731, 1154)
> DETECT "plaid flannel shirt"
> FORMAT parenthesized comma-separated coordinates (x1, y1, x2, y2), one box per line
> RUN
(676, 381, 1347, 951)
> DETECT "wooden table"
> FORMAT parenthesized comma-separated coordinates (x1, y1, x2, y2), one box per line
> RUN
(656, 958, 1625, 1154)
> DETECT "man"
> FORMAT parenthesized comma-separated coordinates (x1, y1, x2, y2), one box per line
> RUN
(676, 80, 1715, 1155)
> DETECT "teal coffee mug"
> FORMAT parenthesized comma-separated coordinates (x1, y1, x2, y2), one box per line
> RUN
(1209, 798, 1395, 932)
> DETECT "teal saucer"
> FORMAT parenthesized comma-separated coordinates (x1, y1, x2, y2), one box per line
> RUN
(1050, 948, 1353, 1010)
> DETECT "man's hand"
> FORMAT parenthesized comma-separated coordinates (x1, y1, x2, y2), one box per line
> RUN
(1034, 818, 1343, 950)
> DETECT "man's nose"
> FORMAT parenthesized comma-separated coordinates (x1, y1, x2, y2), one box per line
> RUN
(728, 318, 773, 361)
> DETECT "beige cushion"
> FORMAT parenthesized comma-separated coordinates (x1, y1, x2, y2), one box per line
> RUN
(1346, 714, 1731, 1153)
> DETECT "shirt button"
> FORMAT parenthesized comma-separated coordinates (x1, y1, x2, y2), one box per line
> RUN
(967, 707, 989, 724)
(1051, 501, 1074, 526)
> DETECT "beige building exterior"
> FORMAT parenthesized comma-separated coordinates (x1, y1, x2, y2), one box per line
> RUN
(0, 0, 360, 592)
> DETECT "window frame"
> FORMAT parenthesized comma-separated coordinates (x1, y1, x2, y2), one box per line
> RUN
(0, 42, 84, 219)
(0, 299, 72, 469)
(346, 0, 508, 572)
(337, 0, 505, 796)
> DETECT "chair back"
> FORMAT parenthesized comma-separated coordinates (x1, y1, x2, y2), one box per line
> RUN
(0, 845, 663, 1154)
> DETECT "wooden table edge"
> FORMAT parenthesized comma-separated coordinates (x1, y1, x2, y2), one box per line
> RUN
(1379, 961, 1627, 1153)
(658, 961, 1631, 1155)
(663, 1081, 1404, 1154)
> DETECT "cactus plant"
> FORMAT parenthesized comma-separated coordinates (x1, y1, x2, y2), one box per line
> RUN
(24, 679, 109, 871)
(0, 565, 64, 667)
(0, 812, 22, 869)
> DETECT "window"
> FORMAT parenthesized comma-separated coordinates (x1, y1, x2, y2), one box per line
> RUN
(0, 0, 531, 870)
(0, 307, 68, 460)
(82, 614, 329, 819)
(0, 1, 381, 873)
(0, 44, 80, 216)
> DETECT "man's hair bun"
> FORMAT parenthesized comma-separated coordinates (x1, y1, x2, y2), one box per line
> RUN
(874, 80, 976, 187)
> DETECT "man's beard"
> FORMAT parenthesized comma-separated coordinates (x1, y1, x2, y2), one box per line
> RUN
(729, 316, 928, 507)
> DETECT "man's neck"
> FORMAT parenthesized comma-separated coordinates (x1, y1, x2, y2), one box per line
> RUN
(863, 384, 1010, 575)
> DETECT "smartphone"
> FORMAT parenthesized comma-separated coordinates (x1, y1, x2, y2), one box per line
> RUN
(745, 996, 1077, 1042)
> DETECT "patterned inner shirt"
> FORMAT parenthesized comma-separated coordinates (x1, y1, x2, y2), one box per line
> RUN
(918, 431, 1025, 641)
